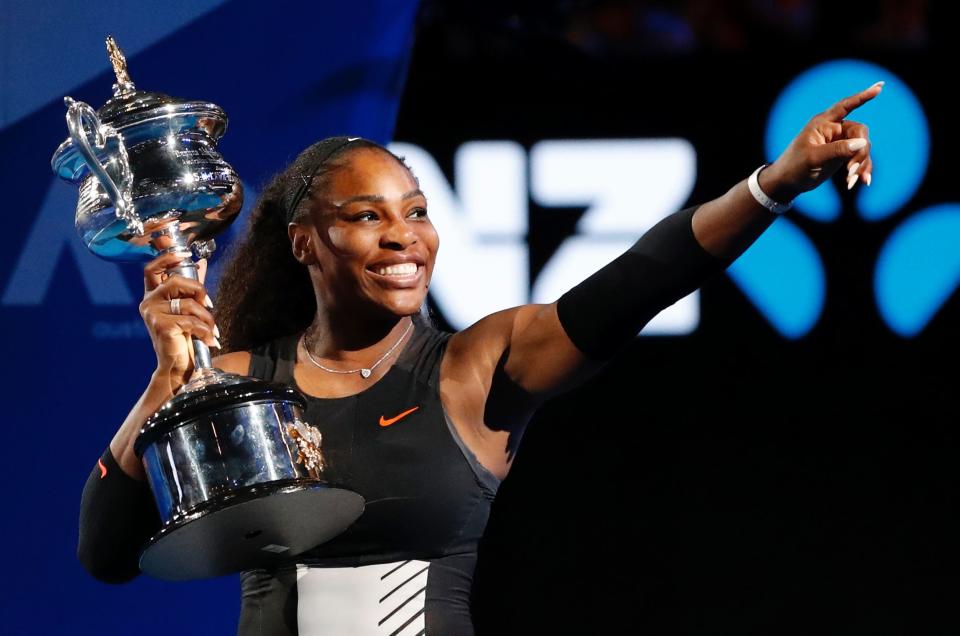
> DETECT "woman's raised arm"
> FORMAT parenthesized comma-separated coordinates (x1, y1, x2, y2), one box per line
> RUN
(446, 81, 882, 426)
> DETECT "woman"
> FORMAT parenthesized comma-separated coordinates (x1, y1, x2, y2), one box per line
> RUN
(78, 82, 881, 634)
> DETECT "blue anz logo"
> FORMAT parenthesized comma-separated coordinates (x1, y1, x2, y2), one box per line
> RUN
(729, 59, 941, 338)
(876, 204, 960, 336)
(727, 220, 825, 339)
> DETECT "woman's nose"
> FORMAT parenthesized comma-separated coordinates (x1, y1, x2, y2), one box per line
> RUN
(380, 217, 417, 248)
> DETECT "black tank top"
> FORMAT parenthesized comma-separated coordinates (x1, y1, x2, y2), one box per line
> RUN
(237, 319, 499, 635)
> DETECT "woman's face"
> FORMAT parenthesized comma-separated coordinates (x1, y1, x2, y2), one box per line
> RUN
(300, 147, 438, 318)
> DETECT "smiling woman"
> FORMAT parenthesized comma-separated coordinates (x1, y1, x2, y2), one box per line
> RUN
(212, 137, 437, 357)
(77, 79, 881, 635)
(287, 143, 437, 327)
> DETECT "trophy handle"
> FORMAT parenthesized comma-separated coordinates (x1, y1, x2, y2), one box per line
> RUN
(64, 97, 144, 235)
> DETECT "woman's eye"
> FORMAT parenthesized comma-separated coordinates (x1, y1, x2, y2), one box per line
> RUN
(409, 207, 428, 218)
(355, 211, 377, 221)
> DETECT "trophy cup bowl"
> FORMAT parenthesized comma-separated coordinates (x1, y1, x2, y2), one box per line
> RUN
(52, 38, 364, 580)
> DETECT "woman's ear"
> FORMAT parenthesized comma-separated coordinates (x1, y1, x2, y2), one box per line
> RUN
(288, 222, 316, 265)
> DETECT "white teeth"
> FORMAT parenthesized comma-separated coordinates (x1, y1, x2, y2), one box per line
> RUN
(375, 263, 418, 276)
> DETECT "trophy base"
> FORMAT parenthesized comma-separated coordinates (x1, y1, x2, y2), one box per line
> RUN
(139, 481, 364, 581)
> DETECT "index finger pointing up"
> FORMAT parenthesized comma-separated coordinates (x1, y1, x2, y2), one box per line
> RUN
(822, 81, 884, 122)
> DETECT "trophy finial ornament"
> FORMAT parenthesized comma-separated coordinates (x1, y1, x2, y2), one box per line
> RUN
(105, 36, 134, 95)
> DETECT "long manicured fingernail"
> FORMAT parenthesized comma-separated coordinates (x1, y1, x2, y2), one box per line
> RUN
(864, 172, 872, 186)
(847, 162, 861, 178)
(214, 324, 221, 339)
(211, 337, 222, 350)
(204, 296, 214, 309)
(847, 173, 860, 190)
(848, 138, 868, 152)
(871, 81, 885, 89)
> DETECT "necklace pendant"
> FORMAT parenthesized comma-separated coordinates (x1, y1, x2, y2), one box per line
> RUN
(360, 368, 372, 379)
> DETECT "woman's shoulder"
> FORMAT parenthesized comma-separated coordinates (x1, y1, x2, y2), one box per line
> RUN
(444, 305, 530, 363)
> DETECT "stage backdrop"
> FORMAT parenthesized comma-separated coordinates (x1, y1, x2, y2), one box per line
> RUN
(0, 2, 418, 634)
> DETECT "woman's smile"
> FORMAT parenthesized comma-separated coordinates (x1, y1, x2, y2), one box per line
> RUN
(365, 254, 426, 288)
(365, 262, 425, 287)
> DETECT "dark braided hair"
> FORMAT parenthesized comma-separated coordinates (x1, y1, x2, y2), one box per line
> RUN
(214, 136, 413, 353)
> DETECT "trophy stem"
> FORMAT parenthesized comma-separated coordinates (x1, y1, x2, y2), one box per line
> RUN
(150, 218, 215, 372)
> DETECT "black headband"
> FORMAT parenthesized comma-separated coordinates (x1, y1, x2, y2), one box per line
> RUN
(285, 136, 363, 223)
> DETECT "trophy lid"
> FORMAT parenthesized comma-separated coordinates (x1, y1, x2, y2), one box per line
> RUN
(52, 37, 228, 182)
(95, 85, 226, 132)
(96, 37, 226, 130)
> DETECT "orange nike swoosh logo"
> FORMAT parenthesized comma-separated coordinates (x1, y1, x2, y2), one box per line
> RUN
(98, 458, 107, 479)
(379, 406, 420, 427)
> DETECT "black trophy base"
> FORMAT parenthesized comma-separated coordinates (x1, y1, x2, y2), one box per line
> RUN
(139, 482, 365, 580)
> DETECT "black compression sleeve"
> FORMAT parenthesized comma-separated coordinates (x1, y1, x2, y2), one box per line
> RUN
(556, 205, 732, 360)
(77, 447, 161, 583)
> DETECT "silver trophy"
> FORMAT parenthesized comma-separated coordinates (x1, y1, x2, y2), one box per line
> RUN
(52, 37, 363, 580)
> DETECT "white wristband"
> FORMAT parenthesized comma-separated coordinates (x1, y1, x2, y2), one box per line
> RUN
(748, 164, 793, 215)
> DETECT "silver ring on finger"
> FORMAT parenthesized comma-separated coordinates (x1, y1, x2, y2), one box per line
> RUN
(170, 298, 181, 315)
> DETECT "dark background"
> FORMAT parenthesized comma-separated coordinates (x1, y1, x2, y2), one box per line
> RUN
(398, 2, 960, 633)
(3, 1, 959, 633)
